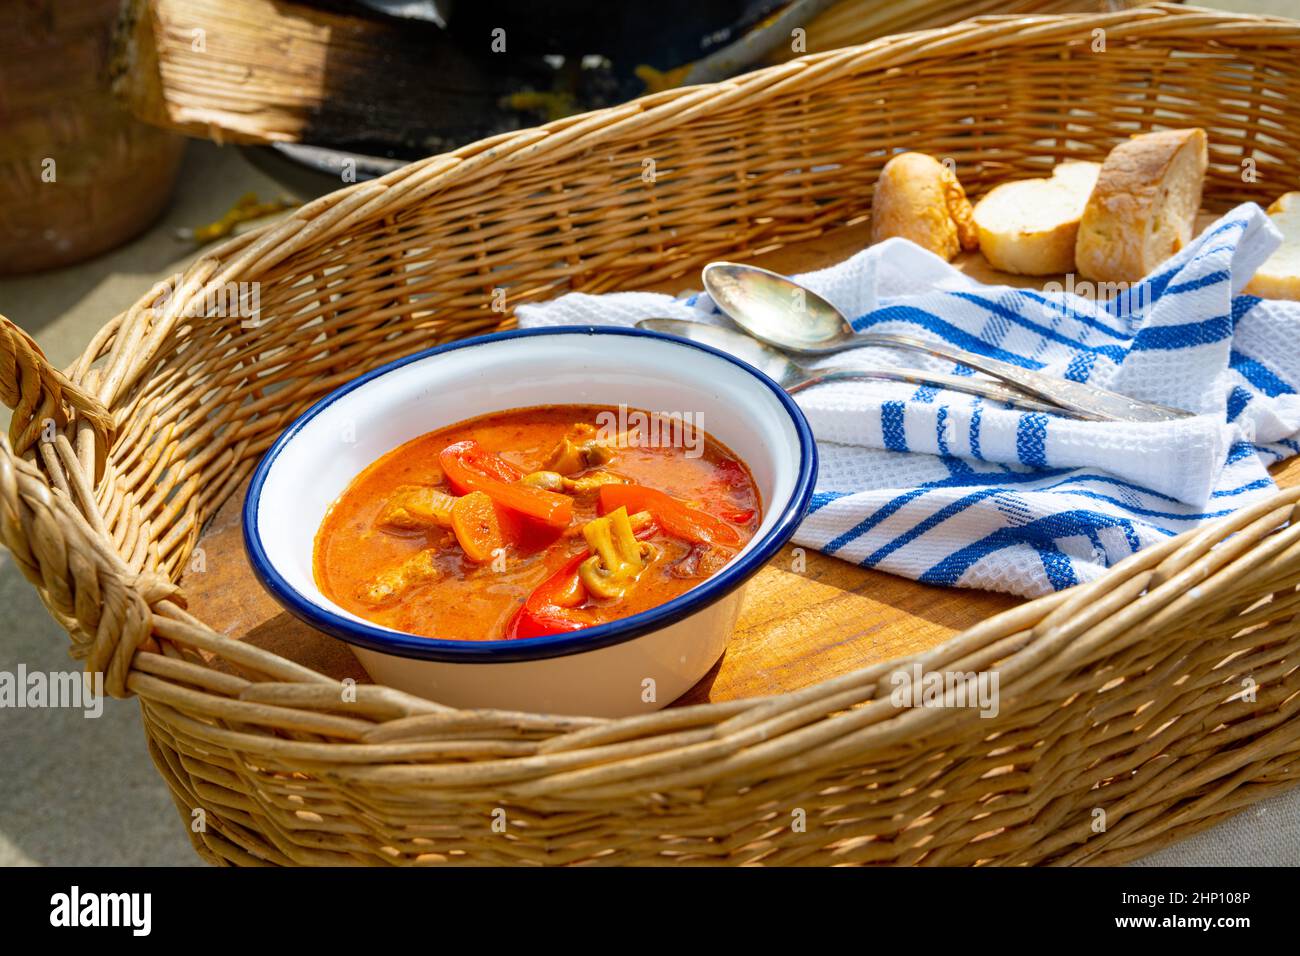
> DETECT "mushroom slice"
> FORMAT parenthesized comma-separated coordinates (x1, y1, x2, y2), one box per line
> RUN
(523, 469, 628, 494)
(564, 470, 628, 494)
(519, 470, 566, 492)
(578, 506, 657, 600)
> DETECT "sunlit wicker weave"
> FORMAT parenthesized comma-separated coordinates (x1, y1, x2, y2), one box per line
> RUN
(768, 0, 1145, 63)
(3, 3, 1300, 865)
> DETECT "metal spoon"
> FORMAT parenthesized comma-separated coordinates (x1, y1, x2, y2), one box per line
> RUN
(700, 261, 1194, 424)
(636, 318, 1099, 419)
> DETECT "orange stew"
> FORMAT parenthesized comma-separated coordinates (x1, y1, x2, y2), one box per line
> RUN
(313, 405, 761, 641)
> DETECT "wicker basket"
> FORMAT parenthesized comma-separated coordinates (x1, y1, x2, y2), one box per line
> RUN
(3, 2, 1300, 866)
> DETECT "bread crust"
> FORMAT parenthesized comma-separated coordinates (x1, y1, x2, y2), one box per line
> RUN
(1075, 128, 1208, 283)
(871, 152, 978, 261)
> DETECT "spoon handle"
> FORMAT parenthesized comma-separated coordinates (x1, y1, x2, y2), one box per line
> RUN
(852, 331, 1193, 423)
(788, 366, 1101, 420)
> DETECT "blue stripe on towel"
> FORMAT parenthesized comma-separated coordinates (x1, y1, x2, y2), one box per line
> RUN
(1064, 351, 1098, 382)
(1231, 350, 1296, 396)
(881, 401, 908, 451)
(1132, 314, 1233, 351)
(1015, 414, 1049, 467)
(1013, 289, 1129, 339)
(919, 509, 1143, 587)
(855, 306, 1056, 367)
(1232, 295, 1261, 324)
(969, 403, 985, 460)
(949, 291, 1131, 361)
(1164, 271, 1231, 296)
(1227, 386, 1252, 422)
(862, 488, 1006, 568)
(1035, 544, 1079, 590)
(824, 489, 928, 554)
(936, 405, 951, 456)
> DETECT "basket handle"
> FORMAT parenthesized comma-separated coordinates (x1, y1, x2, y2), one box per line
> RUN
(0, 312, 114, 471)
(0, 313, 178, 697)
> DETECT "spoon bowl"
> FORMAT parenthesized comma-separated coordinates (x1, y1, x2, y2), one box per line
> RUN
(702, 261, 852, 354)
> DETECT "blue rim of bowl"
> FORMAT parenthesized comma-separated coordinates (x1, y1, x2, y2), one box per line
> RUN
(243, 325, 818, 663)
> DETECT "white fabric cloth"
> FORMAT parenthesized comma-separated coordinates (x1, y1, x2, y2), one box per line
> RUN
(1132, 788, 1300, 866)
(518, 204, 1300, 598)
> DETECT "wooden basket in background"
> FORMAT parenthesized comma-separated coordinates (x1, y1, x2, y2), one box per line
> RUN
(2, 3, 1299, 865)
(109, 0, 1139, 147)
(0, 0, 184, 275)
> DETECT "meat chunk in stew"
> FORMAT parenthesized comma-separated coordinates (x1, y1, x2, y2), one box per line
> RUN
(357, 550, 441, 605)
(378, 485, 455, 531)
(546, 423, 617, 475)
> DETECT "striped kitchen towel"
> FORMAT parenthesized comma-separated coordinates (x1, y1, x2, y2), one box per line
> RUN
(517, 204, 1300, 597)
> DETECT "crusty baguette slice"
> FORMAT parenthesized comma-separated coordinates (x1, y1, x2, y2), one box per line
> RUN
(972, 161, 1101, 275)
(870, 152, 978, 261)
(1075, 128, 1208, 283)
(1244, 192, 1300, 300)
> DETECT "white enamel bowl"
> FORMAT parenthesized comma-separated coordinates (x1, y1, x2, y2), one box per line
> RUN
(244, 327, 818, 717)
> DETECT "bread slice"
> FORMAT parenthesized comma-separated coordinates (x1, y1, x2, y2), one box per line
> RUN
(1075, 128, 1208, 283)
(1244, 192, 1300, 300)
(870, 152, 978, 261)
(972, 161, 1101, 275)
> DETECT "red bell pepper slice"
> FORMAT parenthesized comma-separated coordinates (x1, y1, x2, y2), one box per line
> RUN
(439, 440, 522, 485)
(598, 484, 741, 546)
(717, 505, 756, 525)
(504, 551, 591, 639)
(502, 515, 664, 639)
(506, 605, 588, 640)
(440, 440, 573, 528)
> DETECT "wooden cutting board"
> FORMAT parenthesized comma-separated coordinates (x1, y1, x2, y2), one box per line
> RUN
(182, 220, 1300, 706)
